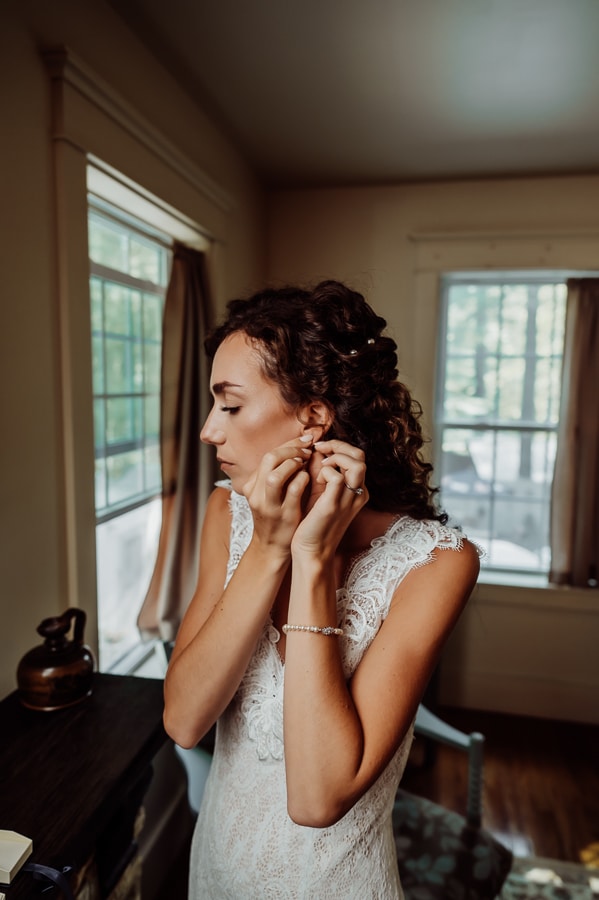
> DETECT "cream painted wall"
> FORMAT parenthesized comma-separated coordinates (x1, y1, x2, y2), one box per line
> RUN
(266, 177, 599, 723)
(267, 177, 599, 409)
(0, 0, 265, 700)
(1, 0, 596, 726)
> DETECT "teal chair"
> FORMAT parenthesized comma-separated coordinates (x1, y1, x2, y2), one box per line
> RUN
(414, 704, 485, 828)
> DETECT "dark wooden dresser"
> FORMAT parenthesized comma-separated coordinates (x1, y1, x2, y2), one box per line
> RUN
(0, 673, 168, 899)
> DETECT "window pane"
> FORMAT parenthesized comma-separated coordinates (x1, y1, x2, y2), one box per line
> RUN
(107, 449, 144, 506)
(143, 293, 163, 341)
(91, 335, 104, 394)
(486, 495, 550, 571)
(439, 276, 566, 575)
(444, 356, 496, 419)
(132, 341, 144, 392)
(93, 399, 106, 452)
(440, 427, 491, 494)
(144, 343, 162, 392)
(130, 238, 161, 282)
(89, 217, 128, 273)
(133, 396, 143, 440)
(535, 358, 562, 424)
(95, 457, 107, 513)
(96, 500, 162, 669)
(89, 197, 174, 671)
(106, 397, 136, 445)
(446, 286, 479, 351)
(90, 277, 103, 330)
(130, 291, 142, 339)
(145, 395, 160, 438)
(442, 495, 492, 537)
(89, 215, 169, 496)
(499, 286, 528, 355)
(105, 284, 132, 335)
(536, 283, 567, 356)
(496, 357, 525, 421)
(105, 338, 130, 394)
(482, 535, 549, 571)
(144, 443, 161, 493)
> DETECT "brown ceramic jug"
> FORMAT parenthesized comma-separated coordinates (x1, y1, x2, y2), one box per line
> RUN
(17, 607, 95, 711)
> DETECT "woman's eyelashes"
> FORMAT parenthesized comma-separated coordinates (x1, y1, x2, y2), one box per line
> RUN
(220, 405, 241, 414)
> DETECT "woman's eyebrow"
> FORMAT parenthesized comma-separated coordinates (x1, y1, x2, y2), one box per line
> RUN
(211, 381, 244, 396)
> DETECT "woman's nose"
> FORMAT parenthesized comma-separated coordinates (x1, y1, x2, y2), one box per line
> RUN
(200, 409, 225, 446)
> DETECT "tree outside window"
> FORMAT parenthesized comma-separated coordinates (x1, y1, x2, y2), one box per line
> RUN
(437, 276, 566, 576)
(89, 202, 171, 668)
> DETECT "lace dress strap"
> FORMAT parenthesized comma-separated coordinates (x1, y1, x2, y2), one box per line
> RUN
(339, 515, 465, 676)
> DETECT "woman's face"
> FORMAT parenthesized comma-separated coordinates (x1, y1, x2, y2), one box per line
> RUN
(200, 331, 305, 491)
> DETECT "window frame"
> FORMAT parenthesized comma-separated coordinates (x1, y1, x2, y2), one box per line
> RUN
(44, 47, 225, 665)
(86, 173, 210, 671)
(88, 199, 172, 524)
(434, 271, 568, 579)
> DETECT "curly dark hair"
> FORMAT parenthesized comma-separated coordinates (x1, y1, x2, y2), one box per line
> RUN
(205, 280, 446, 522)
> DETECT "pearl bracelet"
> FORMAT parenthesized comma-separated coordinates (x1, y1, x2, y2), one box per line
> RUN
(282, 624, 344, 636)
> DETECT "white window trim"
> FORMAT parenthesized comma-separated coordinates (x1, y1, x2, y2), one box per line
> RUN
(87, 159, 210, 253)
(44, 46, 223, 659)
(88, 171, 209, 671)
(435, 271, 566, 579)
(408, 232, 599, 590)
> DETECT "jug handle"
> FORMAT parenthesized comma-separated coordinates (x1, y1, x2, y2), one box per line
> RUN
(67, 607, 87, 645)
(37, 607, 86, 642)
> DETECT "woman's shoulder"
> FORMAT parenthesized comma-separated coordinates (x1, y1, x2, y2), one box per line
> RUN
(349, 509, 465, 558)
(390, 514, 469, 546)
(204, 481, 234, 522)
(369, 513, 481, 581)
(206, 481, 253, 551)
(391, 515, 481, 585)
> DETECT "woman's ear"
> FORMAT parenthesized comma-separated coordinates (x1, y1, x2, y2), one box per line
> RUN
(299, 401, 333, 440)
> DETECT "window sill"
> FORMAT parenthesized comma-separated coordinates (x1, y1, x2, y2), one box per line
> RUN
(478, 569, 548, 589)
(105, 639, 168, 679)
(474, 575, 598, 612)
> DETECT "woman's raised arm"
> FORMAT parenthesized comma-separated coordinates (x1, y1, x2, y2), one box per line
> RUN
(163, 437, 313, 748)
(163, 486, 290, 748)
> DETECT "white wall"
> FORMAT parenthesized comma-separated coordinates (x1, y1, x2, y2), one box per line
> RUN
(266, 177, 599, 724)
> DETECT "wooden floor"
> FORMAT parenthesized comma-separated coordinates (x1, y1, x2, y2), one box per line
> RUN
(160, 707, 599, 896)
(401, 706, 599, 865)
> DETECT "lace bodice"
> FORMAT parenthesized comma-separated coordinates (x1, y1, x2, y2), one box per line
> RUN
(189, 485, 465, 899)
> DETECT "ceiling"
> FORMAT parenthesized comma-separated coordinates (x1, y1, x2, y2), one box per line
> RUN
(110, 0, 599, 188)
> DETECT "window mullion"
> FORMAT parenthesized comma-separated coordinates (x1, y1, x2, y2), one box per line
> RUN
(90, 261, 163, 295)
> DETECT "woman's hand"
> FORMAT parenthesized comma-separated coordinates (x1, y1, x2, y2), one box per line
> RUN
(242, 436, 314, 557)
(291, 439, 369, 558)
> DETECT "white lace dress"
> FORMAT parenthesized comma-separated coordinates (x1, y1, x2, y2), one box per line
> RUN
(188, 486, 465, 900)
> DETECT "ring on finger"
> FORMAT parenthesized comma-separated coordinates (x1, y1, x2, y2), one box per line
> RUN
(344, 482, 365, 496)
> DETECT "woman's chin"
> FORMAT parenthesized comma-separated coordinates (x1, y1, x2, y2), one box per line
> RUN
(223, 469, 245, 492)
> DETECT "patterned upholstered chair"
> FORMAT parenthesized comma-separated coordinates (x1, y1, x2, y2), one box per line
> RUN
(394, 706, 513, 899)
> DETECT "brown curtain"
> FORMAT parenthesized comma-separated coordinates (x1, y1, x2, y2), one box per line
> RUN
(137, 243, 217, 639)
(549, 278, 599, 588)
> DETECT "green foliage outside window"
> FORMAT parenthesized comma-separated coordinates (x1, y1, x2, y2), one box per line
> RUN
(438, 278, 566, 575)
(89, 208, 170, 519)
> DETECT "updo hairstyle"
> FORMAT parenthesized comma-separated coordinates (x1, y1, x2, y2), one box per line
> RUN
(205, 280, 445, 521)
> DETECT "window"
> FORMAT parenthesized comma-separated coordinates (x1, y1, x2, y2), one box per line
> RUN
(436, 274, 567, 577)
(88, 199, 172, 669)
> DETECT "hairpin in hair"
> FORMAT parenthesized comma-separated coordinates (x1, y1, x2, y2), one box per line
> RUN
(349, 338, 376, 356)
